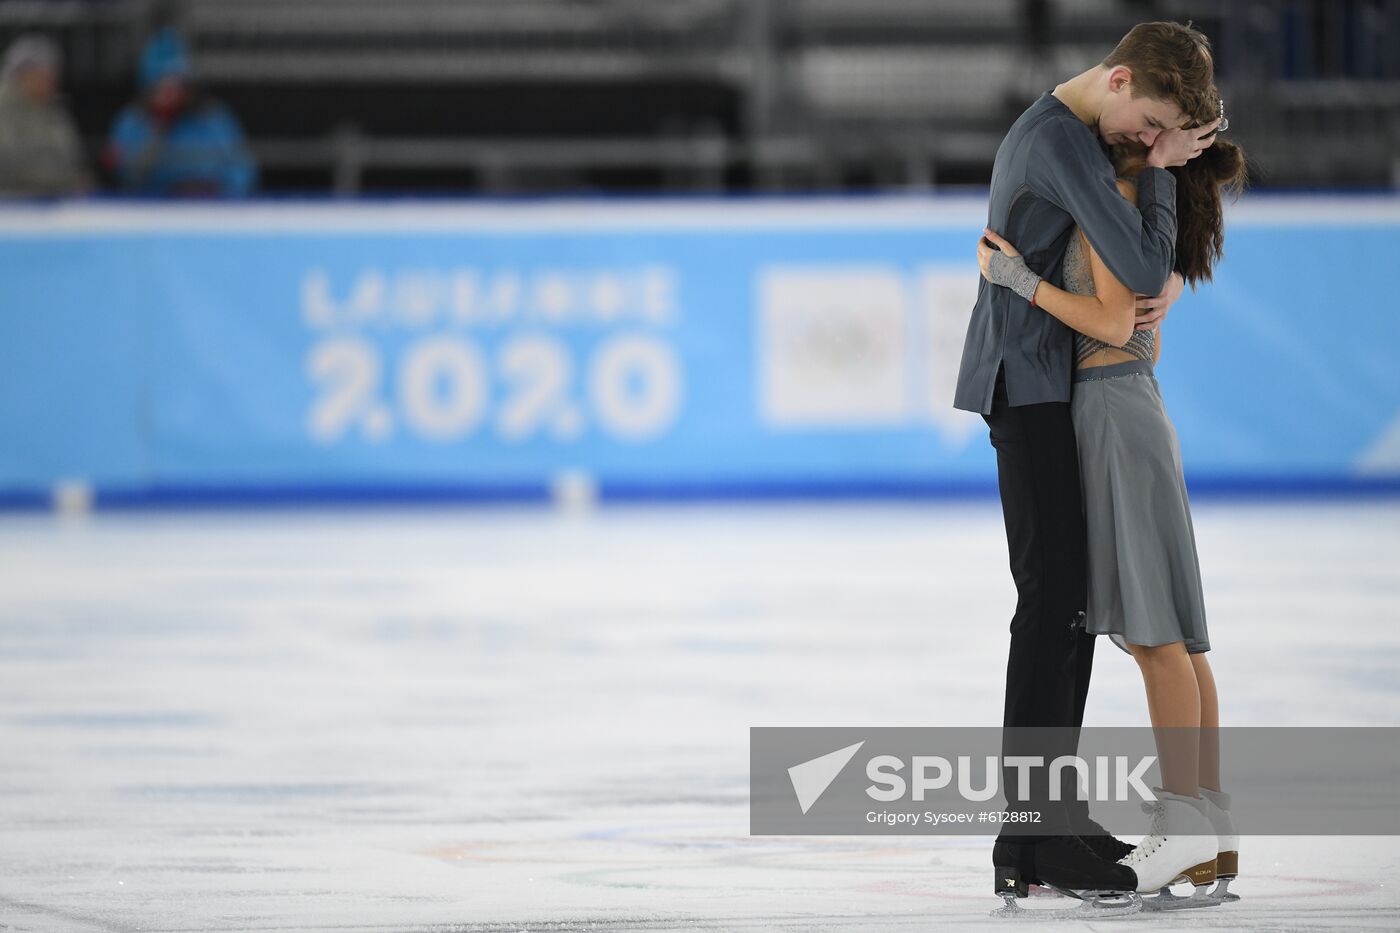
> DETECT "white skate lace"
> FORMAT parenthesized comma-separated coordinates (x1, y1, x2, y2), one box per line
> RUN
(1119, 800, 1168, 866)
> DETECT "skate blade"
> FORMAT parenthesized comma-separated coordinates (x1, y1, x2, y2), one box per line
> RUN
(1141, 882, 1225, 911)
(991, 891, 1142, 920)
(1208, 876, 1240, 903)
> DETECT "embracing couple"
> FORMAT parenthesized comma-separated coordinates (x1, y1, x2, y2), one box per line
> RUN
(953, 21, 1247, 914)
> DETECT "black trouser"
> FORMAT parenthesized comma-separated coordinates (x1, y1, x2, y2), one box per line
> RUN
(982, 366, 1097, 841)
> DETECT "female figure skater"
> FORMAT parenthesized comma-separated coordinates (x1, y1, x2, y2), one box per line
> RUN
(977, 96, 1246, 908)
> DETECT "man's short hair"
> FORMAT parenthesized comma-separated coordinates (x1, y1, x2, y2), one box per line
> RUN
(1104, 21, 1217, 126)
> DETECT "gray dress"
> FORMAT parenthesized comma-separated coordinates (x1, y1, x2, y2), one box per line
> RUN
(1065, 231, 1211, 655)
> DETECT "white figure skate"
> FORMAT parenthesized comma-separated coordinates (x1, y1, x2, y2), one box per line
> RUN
(1198, 786, 1241, 903)
(1119, 790, 1221, 911)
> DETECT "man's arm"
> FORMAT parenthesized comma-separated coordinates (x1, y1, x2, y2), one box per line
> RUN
(1136, 270, 1184, 330)
(1027, 120, 1176, 297)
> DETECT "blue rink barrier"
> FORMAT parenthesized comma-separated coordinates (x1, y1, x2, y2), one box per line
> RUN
(1, 197, 1398, 507)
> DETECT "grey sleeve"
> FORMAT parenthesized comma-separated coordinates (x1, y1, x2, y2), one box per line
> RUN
(1027, 120, 1177, 296)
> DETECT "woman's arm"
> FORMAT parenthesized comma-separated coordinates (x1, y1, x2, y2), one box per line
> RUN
(978, 230, 1136, 346)
(977, 180, 1139, 347)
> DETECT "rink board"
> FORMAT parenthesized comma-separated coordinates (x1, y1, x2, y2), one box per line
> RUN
(1, 197, 1397, 502)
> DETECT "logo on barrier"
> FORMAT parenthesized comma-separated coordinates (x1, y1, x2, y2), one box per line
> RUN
(758, 266, 908, 427)
(756, 263, 983, 445)
(300, 264, 683, 445)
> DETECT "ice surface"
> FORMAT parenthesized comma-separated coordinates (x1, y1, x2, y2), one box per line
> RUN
(0, 500, 1396, 931)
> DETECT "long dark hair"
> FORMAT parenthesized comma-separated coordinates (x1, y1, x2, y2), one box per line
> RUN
(1113, 121, 1248, 288)
(1170, 138, 1247, 287)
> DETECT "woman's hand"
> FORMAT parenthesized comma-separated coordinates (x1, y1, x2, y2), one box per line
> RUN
(981, 227, 1021, 257)
(977, 227, 1041, 302)
(976, 227, 1022, 282)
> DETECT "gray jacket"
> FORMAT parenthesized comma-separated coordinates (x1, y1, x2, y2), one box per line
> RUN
(953, 92, 1178, 414)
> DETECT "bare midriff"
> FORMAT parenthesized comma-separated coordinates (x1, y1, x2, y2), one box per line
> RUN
(1075, 345, 1141, 369)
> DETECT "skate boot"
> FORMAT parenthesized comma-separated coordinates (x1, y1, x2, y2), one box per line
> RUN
(1070, 805, 1134, 864)
(992, 835, 1141, 919)
(992, 838, 1039, 897)
(1199, 786, 1240, 903)
(1120, 789, 1221, 911)
(989, 839, 1066, 900)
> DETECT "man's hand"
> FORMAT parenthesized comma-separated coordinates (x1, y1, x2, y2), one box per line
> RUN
(1135, 271, 1183, 331)
(1146, 118, 1221, 169)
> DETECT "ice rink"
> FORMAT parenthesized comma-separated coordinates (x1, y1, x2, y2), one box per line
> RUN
(1, 499, 1397, 932)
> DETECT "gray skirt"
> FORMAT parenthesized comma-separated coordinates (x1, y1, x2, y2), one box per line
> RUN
(1071, 360, 1210, 655)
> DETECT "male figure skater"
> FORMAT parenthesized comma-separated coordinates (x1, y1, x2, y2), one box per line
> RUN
(953, 21, 1222, 899)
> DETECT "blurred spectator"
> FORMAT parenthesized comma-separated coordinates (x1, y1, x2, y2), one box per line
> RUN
(106, 28, 256, 197)
(0, 35, 90, 197)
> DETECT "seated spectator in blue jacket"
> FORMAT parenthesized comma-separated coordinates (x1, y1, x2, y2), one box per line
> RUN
(106, 29, 256, 197)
